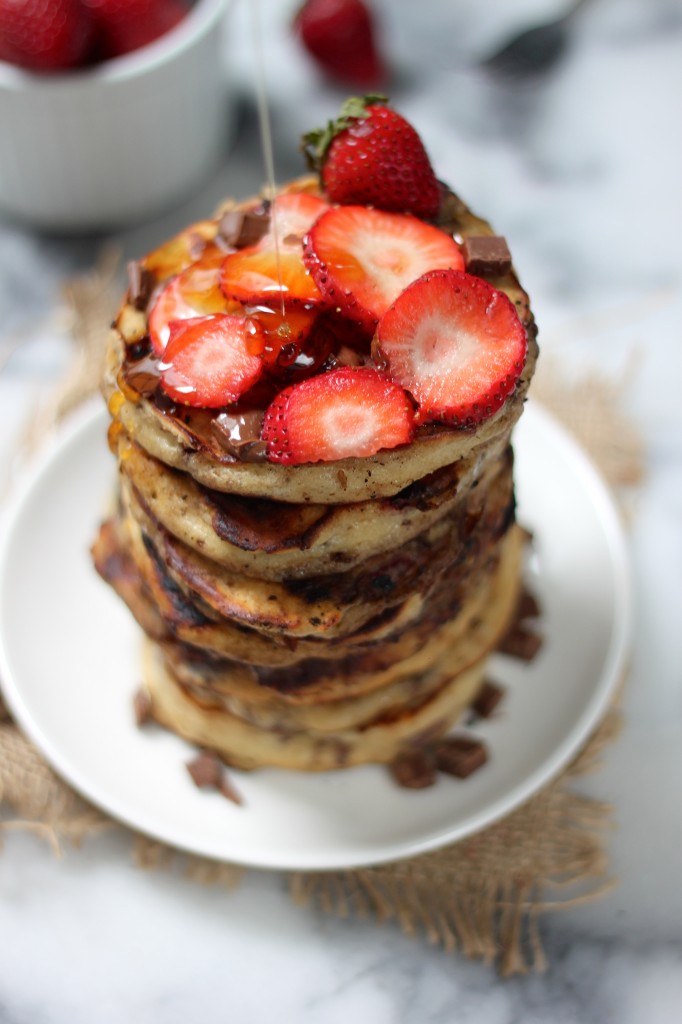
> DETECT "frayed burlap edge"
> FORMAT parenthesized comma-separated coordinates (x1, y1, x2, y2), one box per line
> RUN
(0, 258, 643, 974)
(289, 700, 623, 976)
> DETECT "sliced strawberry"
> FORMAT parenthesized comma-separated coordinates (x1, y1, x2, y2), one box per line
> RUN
(221, 193, 329, 306)
(269, 192, 330, 241)
(159, 315, 264, 408)
(149, 252, 235, 356)
(262, 367, 414, 464)
(221, 249, 323, 305)
(143, 220, 216, 280)
(374, 270, 527, 427)
(304, 206, 463, 332)
(249, 304, 318, 367)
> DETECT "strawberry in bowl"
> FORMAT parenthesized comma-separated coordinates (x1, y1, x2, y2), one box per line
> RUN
(0, 0, 231, 229)
(0, 0, 192, 72)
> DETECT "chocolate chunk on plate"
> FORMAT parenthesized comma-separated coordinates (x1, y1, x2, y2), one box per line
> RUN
(434, 736, 488, 779)
(219, 774, 244, 806)
(462, 235, 512, 277)
(472, 679, 506, 719)
(390, 748, 437, 789)
(186, 750, 223, 789)
(186, 750, 244, 806)
(132, 685, 153, 726)
(497, 625, 543, 661)
(517, 588, 541, 622)
(0, 689, 11, 722)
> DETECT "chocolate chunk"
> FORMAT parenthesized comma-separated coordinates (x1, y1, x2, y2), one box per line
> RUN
(214, 409, 264, 442)
(127, 260, 155, 310)
(517, 589, 541, 622)
(472, 679, 506, 719)
(434, 736, 488, 779)
(132, 685, 153, 726)
(187, 232, 209, 262)
(211, 411, 268, 462)
(462, 235, 512, 277)
(390, 749, 437, 789)
(218, 209, 270, 249)
(237, 439, 268, 463)
(219, 773, 244, 806)
(497, 626, 543, 661)
(0, 690, 11, 722)
(186, 750, 223, 789)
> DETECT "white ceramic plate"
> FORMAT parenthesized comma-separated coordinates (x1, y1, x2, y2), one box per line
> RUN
(0, 401, 631, 871)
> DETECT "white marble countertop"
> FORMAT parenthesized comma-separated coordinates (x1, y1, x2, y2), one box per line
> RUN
(1, 0, 681, 1019)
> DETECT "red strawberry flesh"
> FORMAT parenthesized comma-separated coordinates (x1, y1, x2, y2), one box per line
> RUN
(246, 303, 318, 367)
(304, 206, 463, 332)
(262, 366, 414, 464)
(149, 253, 233, 356)
(160, 315, 264, 408)
(375, 269, 527, 427)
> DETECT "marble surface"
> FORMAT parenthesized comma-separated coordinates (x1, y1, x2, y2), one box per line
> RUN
(1, 0, 681, 1019)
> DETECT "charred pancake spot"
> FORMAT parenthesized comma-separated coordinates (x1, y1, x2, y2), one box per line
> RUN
(286, 579, 333, 603)
(207, 489, 332, 553)
(388, 461, 461, 511)
(371, 573, 396, 594)
(91, 520, 137, 587)
(141, 534, 212, 627)
(497, 495, 516, 538)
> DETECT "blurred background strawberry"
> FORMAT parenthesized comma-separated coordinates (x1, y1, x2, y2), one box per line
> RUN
(293, 0, 386, 88)
(0, 0, 94, 71)
(84, 0, 189, 61)
(0, 0, 190, 71)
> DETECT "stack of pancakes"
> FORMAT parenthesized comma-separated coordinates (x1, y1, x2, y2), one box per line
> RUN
(92, 178, 538, 772)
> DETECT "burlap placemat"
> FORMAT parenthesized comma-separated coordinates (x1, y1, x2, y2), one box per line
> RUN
(0, 257, 643, 974)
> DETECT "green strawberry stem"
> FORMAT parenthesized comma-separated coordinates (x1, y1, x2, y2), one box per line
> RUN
(301, 93, 389, 171)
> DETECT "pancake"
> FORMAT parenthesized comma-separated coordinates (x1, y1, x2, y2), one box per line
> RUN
(114, 429, 510, 580)
(93, 155, 538, 774)
(142, 526, 523, 769)
(119, 447, 514, 641)
(144, 639, 490, 771)
(161, 526, 524, 732)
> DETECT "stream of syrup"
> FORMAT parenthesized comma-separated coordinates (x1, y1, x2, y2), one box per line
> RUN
(248, 0, 285, 316)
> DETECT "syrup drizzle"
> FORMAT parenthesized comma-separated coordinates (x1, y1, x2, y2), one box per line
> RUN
(249, 0, 285, 316)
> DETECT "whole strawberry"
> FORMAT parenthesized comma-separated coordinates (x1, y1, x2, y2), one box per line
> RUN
(303, 95, 441, 220)
(0, 0, 93, 72)
(84, 0, 187, 59)
(294, 0, 385, 88)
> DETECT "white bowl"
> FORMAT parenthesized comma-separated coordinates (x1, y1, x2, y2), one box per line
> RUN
(0, 0, 233, 231)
